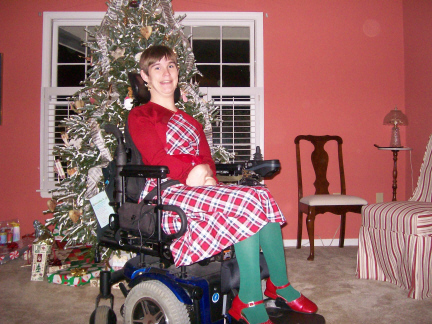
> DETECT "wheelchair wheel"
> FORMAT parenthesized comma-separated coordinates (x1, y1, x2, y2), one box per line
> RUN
(123, 280, 190, 324)
(89, 305, 117, 324)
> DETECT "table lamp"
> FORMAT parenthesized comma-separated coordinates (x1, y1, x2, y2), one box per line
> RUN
(383, 107, 408, 147)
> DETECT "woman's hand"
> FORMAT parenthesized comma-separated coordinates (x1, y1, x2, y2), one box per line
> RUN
(204, 176, 217, 186)
(186, 164, 216, 186)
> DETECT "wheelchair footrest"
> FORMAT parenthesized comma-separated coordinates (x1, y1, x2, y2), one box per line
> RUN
(264, 299, 325, 324)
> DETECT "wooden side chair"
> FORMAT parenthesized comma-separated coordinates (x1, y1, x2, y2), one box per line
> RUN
(357, 134, 432, 299)
(295, 135, 367, 261)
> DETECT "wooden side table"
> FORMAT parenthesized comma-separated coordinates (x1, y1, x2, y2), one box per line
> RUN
(376, 146, 412, 201)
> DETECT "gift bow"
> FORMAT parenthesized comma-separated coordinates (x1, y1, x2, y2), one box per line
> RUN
(70, 268, 87, 277)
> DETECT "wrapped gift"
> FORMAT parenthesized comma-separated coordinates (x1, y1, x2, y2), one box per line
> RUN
(52, 225, 68, 249)
(47, 264, 105, 287)
(30, 243, 53, 281)
(22, 249, 31, 261)
(64, 247, 94, 266)
(46, 264, 70, 275)
(0, 236, 33, 265)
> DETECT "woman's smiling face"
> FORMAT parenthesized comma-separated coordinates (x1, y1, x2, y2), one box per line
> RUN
(141, 56, 179, 99)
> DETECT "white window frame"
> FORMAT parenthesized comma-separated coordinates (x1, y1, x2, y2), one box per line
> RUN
(39, 11, 264, 197)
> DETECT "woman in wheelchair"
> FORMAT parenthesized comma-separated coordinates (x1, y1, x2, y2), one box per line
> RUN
(127, 45, 318, 324)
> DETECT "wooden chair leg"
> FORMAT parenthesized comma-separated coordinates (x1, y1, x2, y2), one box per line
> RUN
(306, 212, 315, 261)
(339, 213, 346, 248)
(296, 211, 303, 249)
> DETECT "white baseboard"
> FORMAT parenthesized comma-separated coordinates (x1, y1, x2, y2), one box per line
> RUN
(283, 238, 358, 247)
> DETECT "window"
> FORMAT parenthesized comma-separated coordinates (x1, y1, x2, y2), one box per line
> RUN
(181, 12, 264, 162)
(40, 12, 105, 197)
(205, 88, 263, 161)
(40, 11, 263, 197)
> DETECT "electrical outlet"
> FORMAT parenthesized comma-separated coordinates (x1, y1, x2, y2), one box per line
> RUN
(376, 193, 384, 203)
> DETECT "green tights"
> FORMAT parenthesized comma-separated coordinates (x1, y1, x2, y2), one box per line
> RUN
(234, 222, 301, 324)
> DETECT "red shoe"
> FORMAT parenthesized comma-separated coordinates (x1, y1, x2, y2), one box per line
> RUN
(264, 279, 318, 314)
(228, 295, 274, 324)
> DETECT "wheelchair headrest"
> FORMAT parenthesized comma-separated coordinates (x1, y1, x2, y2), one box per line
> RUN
(104, 124, 123, 142)
(128, 72, 150, 105)
(128, 72, 181, 105)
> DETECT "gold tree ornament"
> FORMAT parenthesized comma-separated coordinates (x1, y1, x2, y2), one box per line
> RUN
(69, 101, 82, 114)
(75, 100, 84, 109)
(134, 52, 142, 62)
(61, 132, 69, 146)
(47, 199, 58, 212)
(67, 167, 77, 176)
(110, 47, 126, 61)
(69, 209, 82, 223)
(140, 26, 152, 39)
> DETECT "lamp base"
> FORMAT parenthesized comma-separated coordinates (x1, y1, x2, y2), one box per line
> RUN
(390, 126, 402, 147)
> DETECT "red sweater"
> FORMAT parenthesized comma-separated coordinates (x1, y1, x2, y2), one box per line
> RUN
(128, 102, 217, 184)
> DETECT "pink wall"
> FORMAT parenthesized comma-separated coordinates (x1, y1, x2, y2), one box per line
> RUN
(403, 0, 432, 197)
(0, 0, 412, 243)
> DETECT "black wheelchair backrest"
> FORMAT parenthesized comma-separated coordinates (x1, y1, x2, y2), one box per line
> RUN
(123, 122, 147, 202)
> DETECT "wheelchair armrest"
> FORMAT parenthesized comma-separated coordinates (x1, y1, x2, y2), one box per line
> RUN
(244, 159, 281, 178)
(158, 205, 188, 240)
(120, 165, 169, 179)
(215, 163, 244, 176)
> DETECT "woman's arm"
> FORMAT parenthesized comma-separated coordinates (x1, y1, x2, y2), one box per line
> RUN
(128, 105, 218, 186)
(186, 164, 217, 186)
(128, 106, 195, 184)
(195, 121, 218, 184)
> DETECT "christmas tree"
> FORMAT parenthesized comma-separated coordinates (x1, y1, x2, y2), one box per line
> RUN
(45, 0, 232, 254)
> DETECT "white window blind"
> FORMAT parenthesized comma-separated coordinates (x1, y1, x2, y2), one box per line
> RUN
(40, 87, 80, 194)
(203, 87, 263, 161)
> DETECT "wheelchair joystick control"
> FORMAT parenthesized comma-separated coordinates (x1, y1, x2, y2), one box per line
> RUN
(244, 147, 281, 180)
(253, 146, 263, 161)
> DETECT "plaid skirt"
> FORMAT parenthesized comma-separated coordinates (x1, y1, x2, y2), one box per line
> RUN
(141, 180, 286, 267)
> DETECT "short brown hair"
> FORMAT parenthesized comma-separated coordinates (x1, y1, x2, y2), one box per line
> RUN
(139, 45, 177, 75)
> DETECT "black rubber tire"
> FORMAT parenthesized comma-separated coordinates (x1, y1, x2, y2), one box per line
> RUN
(92, 305, 117, 324)
(123, 280, 190, 324)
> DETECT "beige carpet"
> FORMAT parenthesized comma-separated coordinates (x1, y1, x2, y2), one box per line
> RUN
(0, 246, 431, 324)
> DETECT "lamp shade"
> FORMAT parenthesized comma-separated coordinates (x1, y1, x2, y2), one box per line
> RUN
(383, 107, 408, 126)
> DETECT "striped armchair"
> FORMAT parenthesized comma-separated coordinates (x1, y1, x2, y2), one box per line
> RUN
(356, 135, 432, 299)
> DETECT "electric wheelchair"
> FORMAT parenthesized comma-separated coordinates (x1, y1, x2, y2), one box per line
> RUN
(89, 75, 325, 324)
